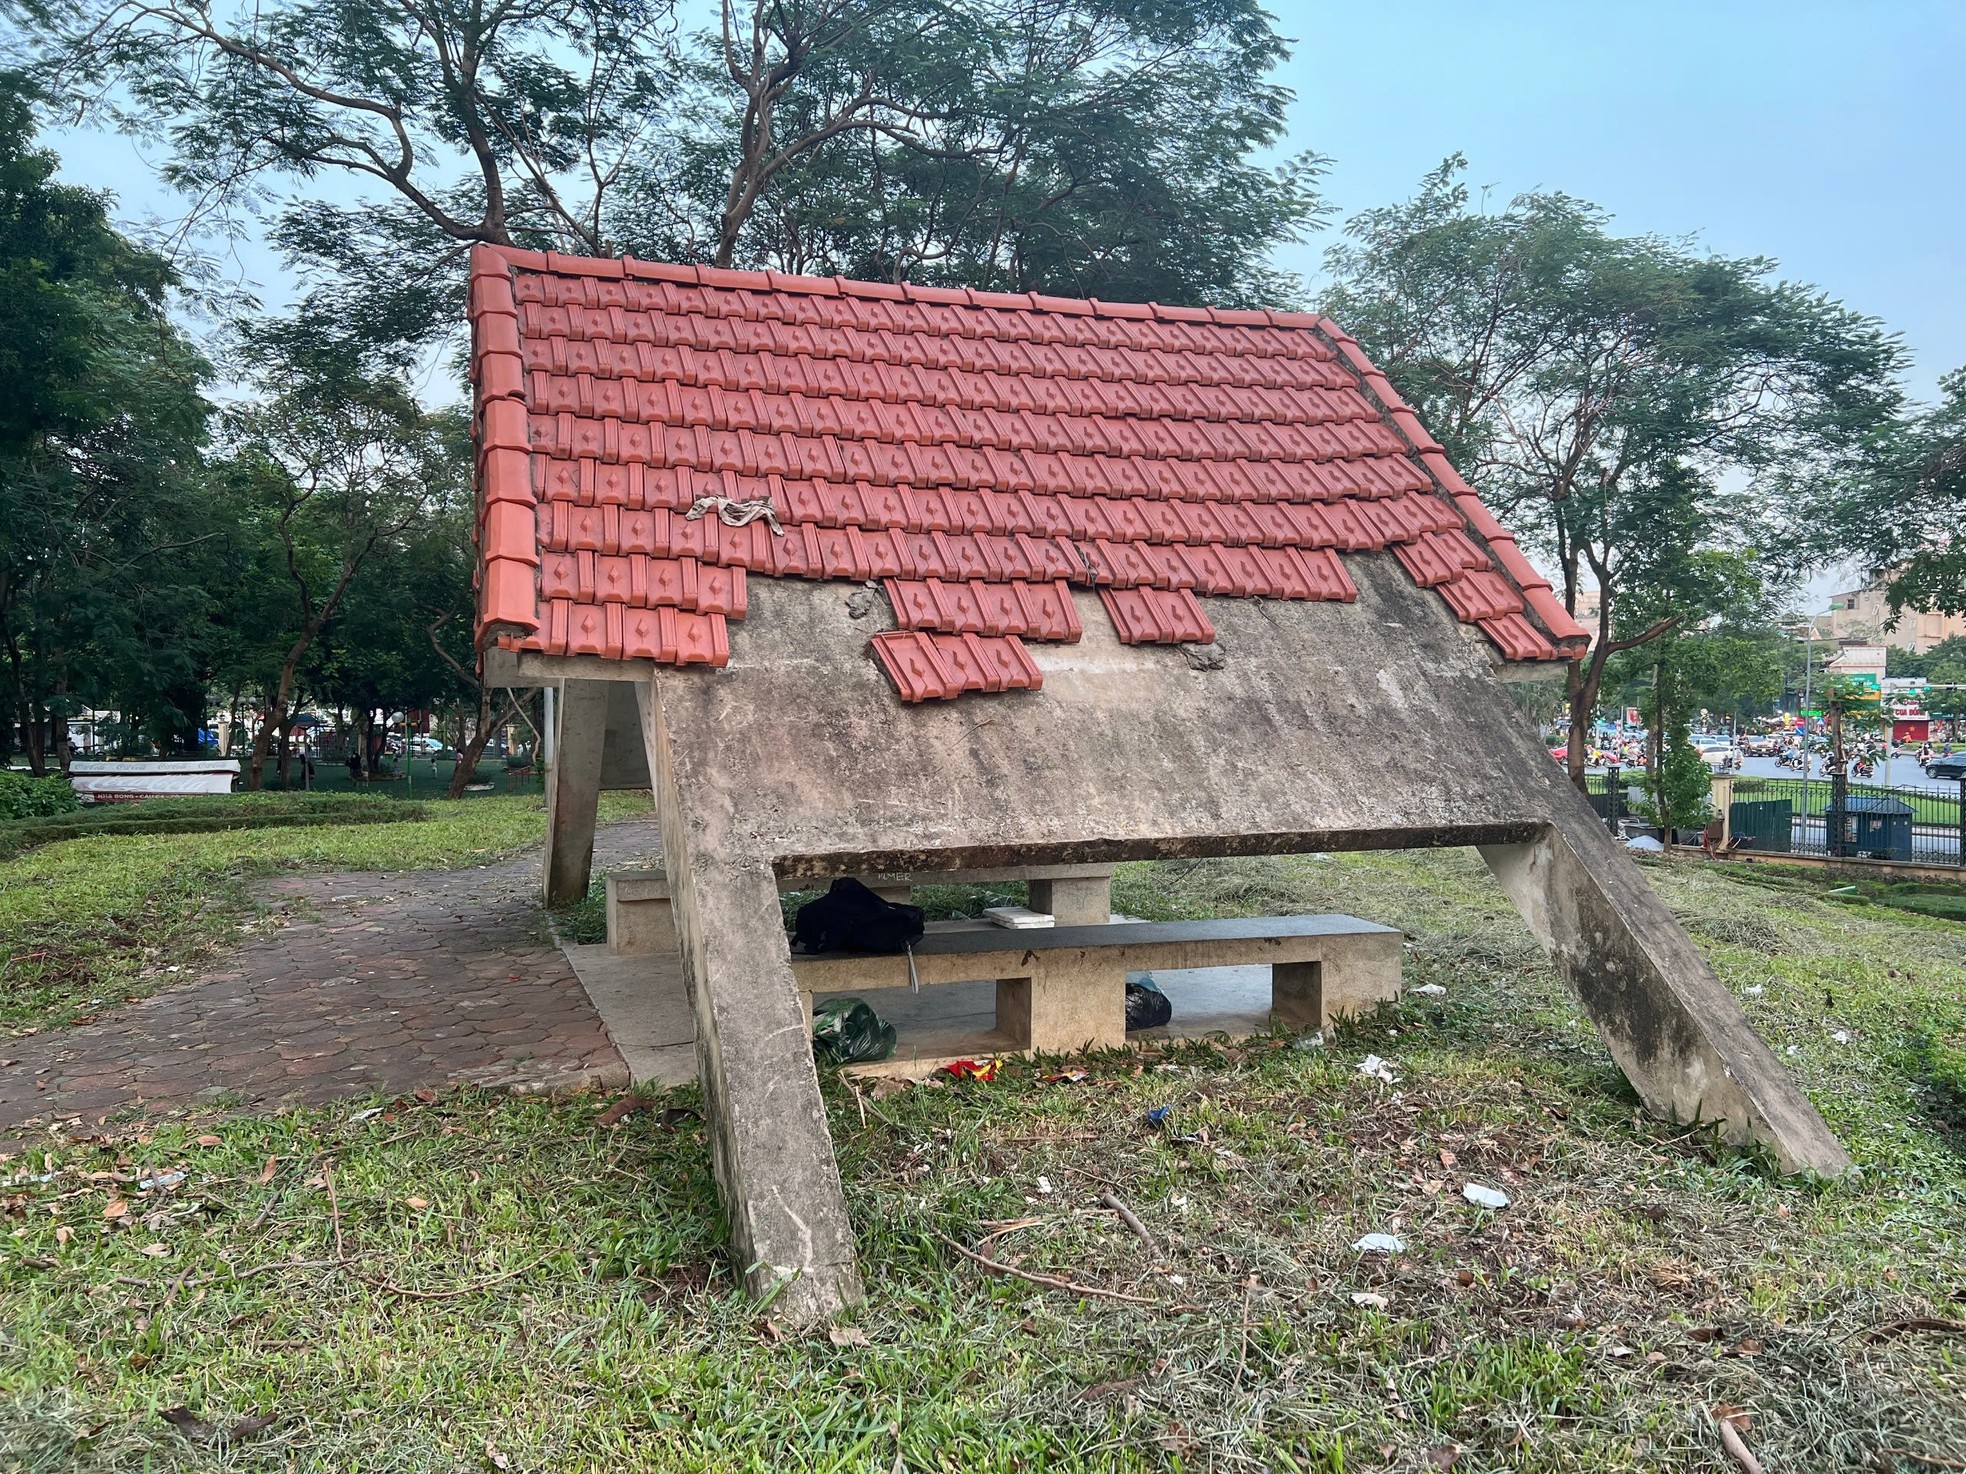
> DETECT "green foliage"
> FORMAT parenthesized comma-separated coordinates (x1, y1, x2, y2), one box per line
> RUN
(1323, 158, 1905, 767)
(551, 879, 610, 946)
(0, 73, 217, 770)
(212, 327, 473, 789)
(1815, 368, 1966, 620)
(33, 0, 1322, 352)
(1638, 727, 1714, 835)
(0, 769, 79, 819)
(648, 0, 1327, 303)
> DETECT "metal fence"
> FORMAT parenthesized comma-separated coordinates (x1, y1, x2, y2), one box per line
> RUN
(1580, 769, 1964, 866)
(1726, 774, 1963, 866)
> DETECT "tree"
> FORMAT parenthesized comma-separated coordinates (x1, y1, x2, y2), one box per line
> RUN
(1816, 368, 1966, 622)
(31, 0, 1321, 353)
(218, 332, 468, 789)
(35, 0, 682, 348)
(0, 72, 216, 773)
(1324, 159, 1904, 789)
(654, 0, 1325, 301)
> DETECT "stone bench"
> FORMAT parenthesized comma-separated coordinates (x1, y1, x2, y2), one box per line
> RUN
(788, 913, 1402, 1055)
(603, 863, 1118, 956)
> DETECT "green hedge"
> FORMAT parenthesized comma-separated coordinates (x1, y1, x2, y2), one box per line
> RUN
(0, 798, 426, 860)
(0, 770, 81, 820)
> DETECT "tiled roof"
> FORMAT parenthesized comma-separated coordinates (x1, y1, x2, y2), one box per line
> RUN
(469, 245, 1589, 701)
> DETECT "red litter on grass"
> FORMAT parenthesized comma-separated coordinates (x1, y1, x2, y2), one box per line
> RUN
(942, 1058, 1001, 1082)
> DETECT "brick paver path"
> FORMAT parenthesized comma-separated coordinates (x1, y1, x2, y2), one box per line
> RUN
(0, 820, 665, 1143)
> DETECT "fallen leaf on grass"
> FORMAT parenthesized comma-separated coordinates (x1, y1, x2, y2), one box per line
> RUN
(485, 1443, 511, 1470)
(1078, 1378, 1140, 1402)
(1350, 1291, 1390, 1309)
(101, 1199, 128, 1219)
(54, 1226, 72, 1244)
(405, 1197, 430, 1211)
(138, 1242, 169, 1257)
(869, 1076, 913, 1101)
(256, 1157, 278, 1185)
(1427, 1446, 1462, 1469)
(194, 1136, 221, 1148)
(827, 1325, 870, 1348)
(595, 1095, 655, 1129)
(158, 1407, 278, 1444)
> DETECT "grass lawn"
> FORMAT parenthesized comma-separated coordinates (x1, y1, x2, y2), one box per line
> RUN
(0, 792, 652, 1032)
(4, 835, 1966, 1470)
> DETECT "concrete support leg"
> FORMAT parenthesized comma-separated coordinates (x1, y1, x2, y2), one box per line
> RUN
(996, 966, 1126, 1053)
(1270, 961, 1325, 1030)
(604, 873, 678, 956)
(1271, 937, 1402, 1030)
(1479, 815, 1850, 1176)
(641, 682, 863, 1321)
(1027, 873, 1114, 926)
(542, 679, 609, 907)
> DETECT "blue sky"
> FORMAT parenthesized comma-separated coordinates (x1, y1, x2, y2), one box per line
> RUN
(52, 0, 1964, 401)
(1263, 0, 1965, 400)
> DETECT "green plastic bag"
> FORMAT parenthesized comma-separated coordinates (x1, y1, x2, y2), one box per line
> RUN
(811, 996, 897, 1064)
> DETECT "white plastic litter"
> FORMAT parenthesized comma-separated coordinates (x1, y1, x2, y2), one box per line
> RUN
(1352, 1232, 1405, 1255)
(1744, 984, 1765, 997)
(348, 1107, 384, 1121)
(1832, 1029, 1851, 1044)
(1626, 834, 1665, 852)
(1357, 1054, 1400, 1084)
(1411, 984, 1447, 998)
(1462, 1183, 1510, 1210)
(984, 905, 1054, 929)
(1350, 1291, 1390, 1309)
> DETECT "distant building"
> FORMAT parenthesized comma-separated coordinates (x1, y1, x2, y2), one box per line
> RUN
(1823, 581, 1966, 654)
(1825, 643, 1887, 687)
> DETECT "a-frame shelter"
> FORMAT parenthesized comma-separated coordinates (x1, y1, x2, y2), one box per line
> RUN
(469, 245, 1850, 1321)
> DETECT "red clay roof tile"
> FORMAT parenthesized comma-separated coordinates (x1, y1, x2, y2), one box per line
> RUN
(469, 246, 1583, 677)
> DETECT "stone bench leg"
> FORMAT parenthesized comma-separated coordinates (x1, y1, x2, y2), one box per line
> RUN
(996, 963, 1126, 1054)
(1272, 935, 1403, 1029)
(1027, 874, 1112, 926)
(605, 881, 678, 956)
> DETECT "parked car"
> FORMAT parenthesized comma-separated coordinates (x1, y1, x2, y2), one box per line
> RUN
(1692, 736, 1741, 770)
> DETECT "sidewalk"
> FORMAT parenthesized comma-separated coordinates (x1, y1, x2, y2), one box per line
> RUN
(0, 821, 665, 1145)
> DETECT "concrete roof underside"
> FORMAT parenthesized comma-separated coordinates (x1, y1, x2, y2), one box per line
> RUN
(654, 557, 1566, 870)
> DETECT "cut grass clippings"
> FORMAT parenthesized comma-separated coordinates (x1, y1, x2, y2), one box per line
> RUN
(0, 792, 652, 1031)
(3, 845, 1966, 1468)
